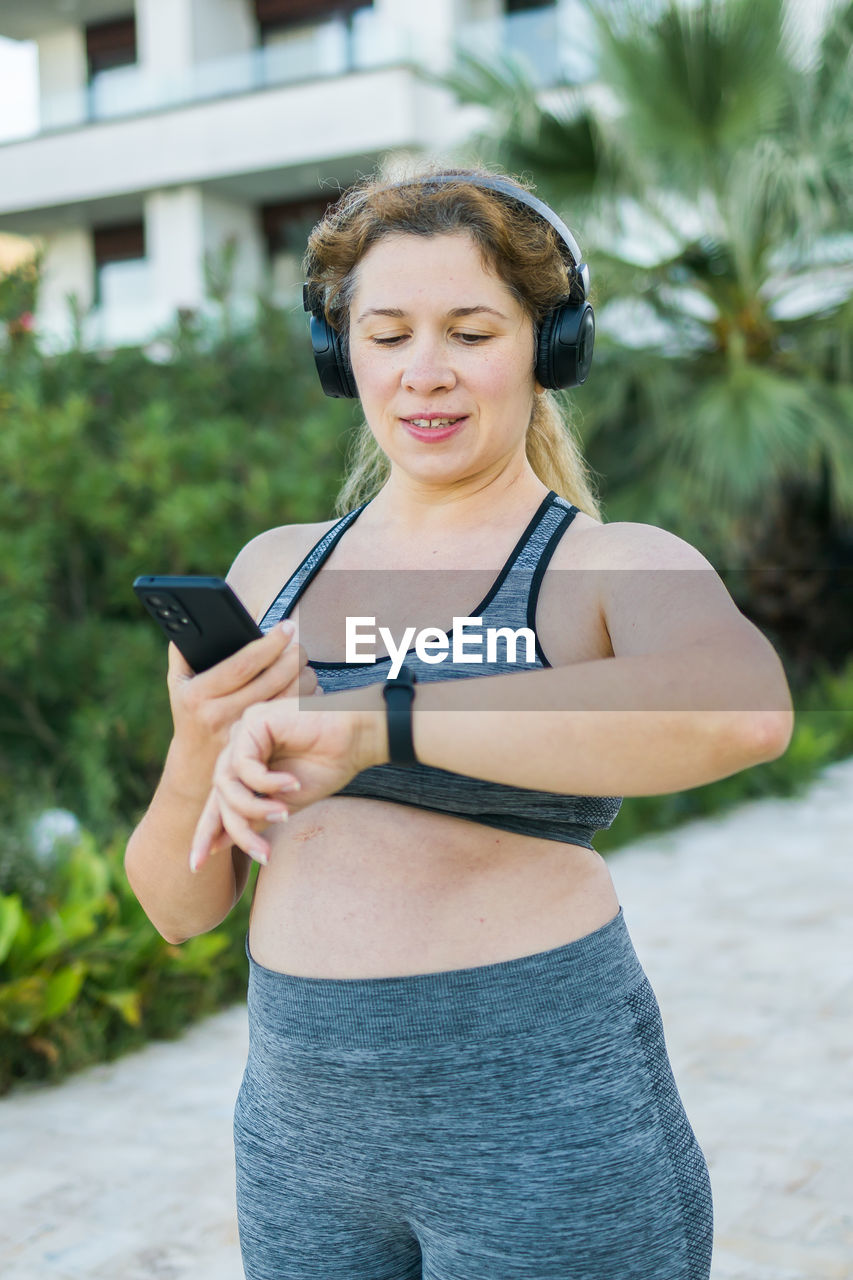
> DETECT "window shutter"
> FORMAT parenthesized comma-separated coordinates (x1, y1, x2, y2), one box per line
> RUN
(85, 16, 137, 78)
(254, 0, 370, 29)
(93, 221, 145, 267)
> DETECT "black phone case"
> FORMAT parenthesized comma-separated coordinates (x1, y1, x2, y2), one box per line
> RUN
(133, 575, 263, 673)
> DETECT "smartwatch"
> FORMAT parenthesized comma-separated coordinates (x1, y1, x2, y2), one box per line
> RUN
(382, 664, 418, 767)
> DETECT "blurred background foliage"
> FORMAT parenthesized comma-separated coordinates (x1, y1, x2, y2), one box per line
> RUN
(440, 0, 853, 684)
(0, 831, 252, 1095)
(1, 0, 851, 1090)
(0, 283, 355, 837)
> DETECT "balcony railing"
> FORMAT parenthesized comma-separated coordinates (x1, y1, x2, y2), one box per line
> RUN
(14, 5, 586, 138)
(36, 9, 412, 133)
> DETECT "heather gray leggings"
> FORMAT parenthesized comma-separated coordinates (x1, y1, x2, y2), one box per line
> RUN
(233, 907, 713, 1279)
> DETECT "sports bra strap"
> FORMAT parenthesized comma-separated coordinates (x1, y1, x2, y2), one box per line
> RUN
(257, 491, 579, 636)
(258, 503, 368, 633)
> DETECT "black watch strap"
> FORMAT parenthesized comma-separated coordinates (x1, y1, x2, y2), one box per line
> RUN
(382, 664, 418, 767)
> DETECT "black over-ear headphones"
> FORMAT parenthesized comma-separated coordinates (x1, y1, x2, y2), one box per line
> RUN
(302, 173, 595, 399)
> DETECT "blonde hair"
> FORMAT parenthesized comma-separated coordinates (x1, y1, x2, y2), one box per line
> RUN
(303, 161, 604, 520)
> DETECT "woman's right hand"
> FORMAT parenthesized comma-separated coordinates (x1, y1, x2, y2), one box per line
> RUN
(165, 620, 319, 782)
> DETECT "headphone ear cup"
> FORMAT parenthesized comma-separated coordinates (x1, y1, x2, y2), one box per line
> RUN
(535, 301, 595, 390)
(332, 327, 359, 399)
(308, 313, 359, 399)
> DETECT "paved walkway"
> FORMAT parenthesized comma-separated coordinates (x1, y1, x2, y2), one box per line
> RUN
(2, 756, 852, 1279)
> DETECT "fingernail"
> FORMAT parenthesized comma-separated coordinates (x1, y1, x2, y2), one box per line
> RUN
(279, 621, 295, 637)
(277, 778, 301, 793)
(252, 841, 270, 862)
(266, 809, 289, 823)
(189, 849, 201, 873)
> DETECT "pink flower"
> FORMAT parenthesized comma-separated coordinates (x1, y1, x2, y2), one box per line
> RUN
(7, 311, 35, 338)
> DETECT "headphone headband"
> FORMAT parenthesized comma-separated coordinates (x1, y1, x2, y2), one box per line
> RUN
(384, 174, 589, 301)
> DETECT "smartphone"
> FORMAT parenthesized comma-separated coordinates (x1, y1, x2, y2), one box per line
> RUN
(133, 575, 263, 673)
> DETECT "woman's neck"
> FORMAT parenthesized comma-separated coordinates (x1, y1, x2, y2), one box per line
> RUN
(363, 464, 549, 539)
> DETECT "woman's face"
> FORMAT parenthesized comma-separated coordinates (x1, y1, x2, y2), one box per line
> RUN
(347, 231, 543, 488)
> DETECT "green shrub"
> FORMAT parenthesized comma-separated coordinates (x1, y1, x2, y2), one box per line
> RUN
(0, 830, 253, 1095)
(0, 299, 355, 836)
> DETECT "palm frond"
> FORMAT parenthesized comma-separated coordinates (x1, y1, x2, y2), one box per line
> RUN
(667, 363, 833, 511)
(430, 49, 602, 204)
(586, 0, 789, 172)
(423, 0, 853, 547)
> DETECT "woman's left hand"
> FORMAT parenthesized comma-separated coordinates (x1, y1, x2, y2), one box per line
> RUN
(188, 698, 382, 872)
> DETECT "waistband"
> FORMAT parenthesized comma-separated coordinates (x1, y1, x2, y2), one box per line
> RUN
(244, 906, 646, 1049)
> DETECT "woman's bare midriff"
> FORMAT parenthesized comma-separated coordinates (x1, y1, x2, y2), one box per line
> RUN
(247, 798, 620, 978)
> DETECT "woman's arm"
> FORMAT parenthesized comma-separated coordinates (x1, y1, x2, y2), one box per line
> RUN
(125, 525, 324, 943)
(363, 632, 792, 797)
(189, 523, 794, 867)
(191, 617, 792, 870)
(125, 731, 253, 945)
(353, 520, 796, 796)
(124, 627, 305, 943)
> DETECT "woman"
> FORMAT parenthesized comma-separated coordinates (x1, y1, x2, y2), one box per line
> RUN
(126, 165, 794, 1280)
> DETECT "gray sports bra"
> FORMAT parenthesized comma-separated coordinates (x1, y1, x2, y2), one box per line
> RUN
(259, 490, 622, 849)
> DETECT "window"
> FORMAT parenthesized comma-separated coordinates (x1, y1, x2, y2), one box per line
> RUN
(503, 0, 561, 85)
(254, 0, 372, 38)
(92, 221, 145, 308)
(85, 16, 137, 82)
(261, 196, 340, 260)
(506, 0, 556, 11)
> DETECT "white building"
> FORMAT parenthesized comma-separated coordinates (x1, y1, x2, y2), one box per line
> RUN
(0, 0, 578, 351)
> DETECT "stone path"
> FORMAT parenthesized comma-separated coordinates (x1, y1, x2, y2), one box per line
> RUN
(2, 755, 852, 1279)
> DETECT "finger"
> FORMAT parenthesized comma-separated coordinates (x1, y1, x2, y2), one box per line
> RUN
(189, 791, 228, 873)
(215, 794, 273, 865)
(216, 772, 291, 824)
(258, 641, 310, 698)
(297, 663, 320, 697)
(192, 778, 272, 869)
(167, 640, 194, 681)
(231, 753, 302, 796)
(192, 621, 296, 698)
(202, 636, 307, 721)
(257, 640, 310, 697)
(224, 698, 308, 786)
(209, 830, 238, 858)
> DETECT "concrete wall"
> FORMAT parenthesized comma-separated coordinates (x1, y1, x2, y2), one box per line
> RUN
(38, 226, 95, 348)
(0, 67, 426, 222)
(146, 186, 206, 314)
(199, 188, 265, 323)
(5, 0, 558, 349)
(136, 0, 255, 81)
(376, 0, 456, 71)
(36, 26, 88, 129)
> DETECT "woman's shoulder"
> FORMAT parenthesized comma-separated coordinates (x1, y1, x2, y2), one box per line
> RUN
(552, 512, 718, 572)
(226, 518, 340, 621)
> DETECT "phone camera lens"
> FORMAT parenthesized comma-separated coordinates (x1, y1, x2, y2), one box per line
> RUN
(148, 595, 164, 607)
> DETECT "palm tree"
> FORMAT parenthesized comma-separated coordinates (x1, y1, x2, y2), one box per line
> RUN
(435, 0, 853, 687)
